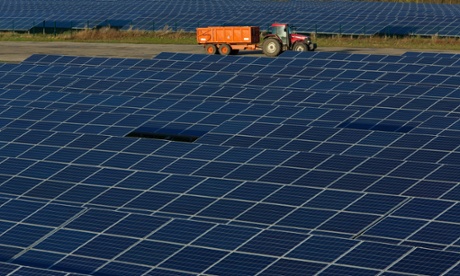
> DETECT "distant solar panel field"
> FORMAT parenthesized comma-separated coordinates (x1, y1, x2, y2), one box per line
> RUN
(1, 0, 460, 37)
(0, 47, 459, 274)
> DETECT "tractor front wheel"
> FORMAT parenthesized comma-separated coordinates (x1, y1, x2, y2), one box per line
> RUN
(219, 44, 232, 55)
(262, 38, 282, 57)
(205, 44, 217, 55)
(293, 42, 308, 52)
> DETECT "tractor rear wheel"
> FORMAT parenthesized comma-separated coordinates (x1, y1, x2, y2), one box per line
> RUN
(205, 44, 217, 55)
(293, 42, 308, 52)
(219, 44, 232, 55)
(262, 38, 282, 57)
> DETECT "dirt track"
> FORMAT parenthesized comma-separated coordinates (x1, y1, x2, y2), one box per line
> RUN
(0, 41, 436, 63)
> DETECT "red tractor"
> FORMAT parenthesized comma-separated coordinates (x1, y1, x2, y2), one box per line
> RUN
(196, 22, 316, 57)
(262, 23, 317, 57)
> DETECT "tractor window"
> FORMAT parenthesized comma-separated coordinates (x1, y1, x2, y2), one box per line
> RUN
(275, 27, 285, 37)
(268, 26, 285, 36)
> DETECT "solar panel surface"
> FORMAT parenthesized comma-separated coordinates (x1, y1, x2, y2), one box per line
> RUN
(0, 49, 460, 274)
(1, 0, 460, 37)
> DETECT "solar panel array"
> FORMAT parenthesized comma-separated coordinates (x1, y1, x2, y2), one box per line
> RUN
(1, 0, 460, 37)
(0, 49, 460, 275)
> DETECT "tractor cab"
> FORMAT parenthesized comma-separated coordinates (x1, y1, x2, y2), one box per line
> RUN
(268, 23, 291, 47)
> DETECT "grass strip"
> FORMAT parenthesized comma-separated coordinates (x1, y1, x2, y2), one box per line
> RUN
(0, 28, 459, 51)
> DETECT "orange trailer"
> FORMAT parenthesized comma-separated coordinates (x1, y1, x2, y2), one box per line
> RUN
(196, 26, 261, 55)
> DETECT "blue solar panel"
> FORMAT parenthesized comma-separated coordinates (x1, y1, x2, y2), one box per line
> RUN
(337, 242, 411, 269)
(162, 247, 228, 273)
(389, 248, 460, 275)
(264, 259, 327, 275)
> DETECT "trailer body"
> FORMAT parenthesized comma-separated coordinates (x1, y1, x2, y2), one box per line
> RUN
(196, 26, 260, 54)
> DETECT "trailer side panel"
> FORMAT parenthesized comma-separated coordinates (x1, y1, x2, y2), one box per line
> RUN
(197, 26, 260, 45)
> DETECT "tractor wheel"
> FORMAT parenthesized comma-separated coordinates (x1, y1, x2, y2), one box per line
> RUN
(219, 44, 232, 55)
(293, 42, 308, 52)
(262, 38, 282, 57)
(205, 44, 217, 55)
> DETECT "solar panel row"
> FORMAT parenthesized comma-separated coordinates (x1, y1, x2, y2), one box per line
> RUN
(0, 49, 460, 274)
(1, 195, 458, 276)
(16, 52, 460, 94)
(1, 53, 459, 138)
(2, 96, 460, 163)
(1, 0, 460, 37)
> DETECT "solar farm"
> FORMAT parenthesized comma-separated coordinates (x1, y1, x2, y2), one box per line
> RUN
(1, 0, 460, 275)
(0, 47, 459, 274)
(1, 0, 460, 37)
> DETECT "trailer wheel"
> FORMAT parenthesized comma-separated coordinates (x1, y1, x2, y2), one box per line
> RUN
(262, 38, 282, 57)
(219, 44, 232, 55)
(205, 44, 217, 55)
(230, 49, 239, 55)
(293, 42, 308, 52)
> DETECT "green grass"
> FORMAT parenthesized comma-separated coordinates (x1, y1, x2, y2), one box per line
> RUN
(0, 28, 459, 52)
(0, 28, 197, 44)
(314, 35, 460, 51)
